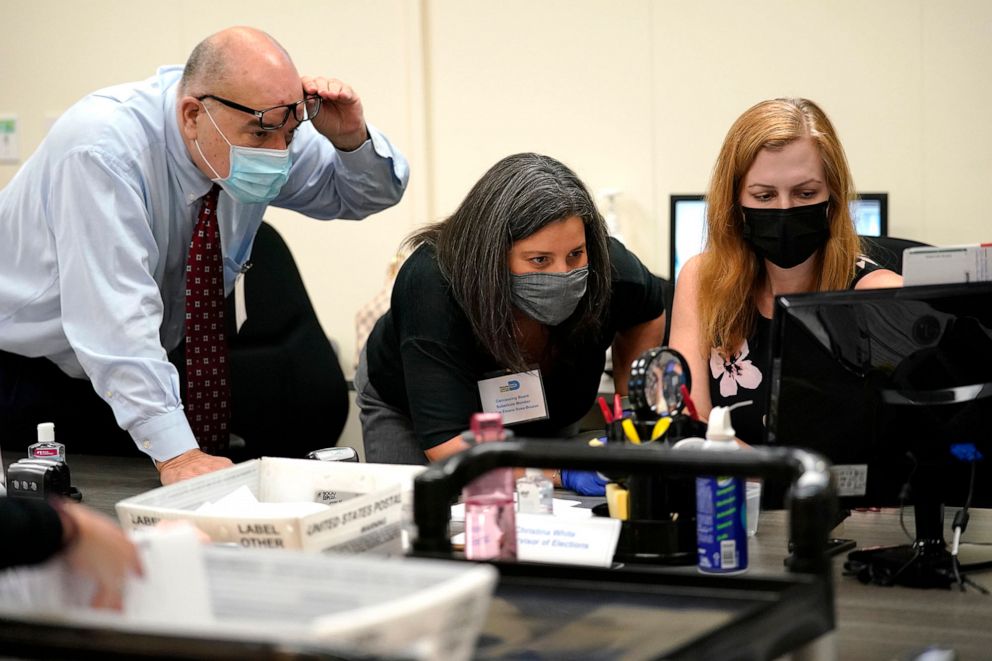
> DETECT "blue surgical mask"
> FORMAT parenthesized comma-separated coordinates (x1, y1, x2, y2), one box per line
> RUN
(195, 103, 291, 205)
(511, 266, 589, 326)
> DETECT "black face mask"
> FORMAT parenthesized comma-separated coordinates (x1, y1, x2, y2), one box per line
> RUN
(741, 200, 830, 269)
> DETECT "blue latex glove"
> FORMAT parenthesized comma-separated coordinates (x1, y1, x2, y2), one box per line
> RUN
(561, 469, 609, 496)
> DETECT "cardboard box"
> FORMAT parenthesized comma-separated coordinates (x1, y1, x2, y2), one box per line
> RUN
(903, 243, 992, 285)
(116, 458, 424, 554)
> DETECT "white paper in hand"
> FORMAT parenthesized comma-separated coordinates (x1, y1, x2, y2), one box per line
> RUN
(124, 523, 213, 624)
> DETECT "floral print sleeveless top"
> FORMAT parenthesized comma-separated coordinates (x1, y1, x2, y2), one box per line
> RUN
(708, 256, 881, 445)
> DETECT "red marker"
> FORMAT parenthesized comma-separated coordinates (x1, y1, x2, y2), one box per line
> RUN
(597, 396, 614, 424)
(680, 384, 699, 420)
(613, 393, 623, 421)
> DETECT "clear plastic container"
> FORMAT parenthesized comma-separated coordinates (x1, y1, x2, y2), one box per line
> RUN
(517, 468, 553, 514)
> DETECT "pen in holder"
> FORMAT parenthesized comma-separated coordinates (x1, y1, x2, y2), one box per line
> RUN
(606, 418, 656, 446)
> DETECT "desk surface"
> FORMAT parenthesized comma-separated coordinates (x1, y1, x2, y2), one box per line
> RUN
(19, 455, 992, 660)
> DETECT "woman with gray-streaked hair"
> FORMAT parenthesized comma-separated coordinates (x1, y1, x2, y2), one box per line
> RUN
(354, 153, 667, 495)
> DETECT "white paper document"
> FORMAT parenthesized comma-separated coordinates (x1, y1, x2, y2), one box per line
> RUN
(515, 513, 621, 568)
(451, 503, 620, 568)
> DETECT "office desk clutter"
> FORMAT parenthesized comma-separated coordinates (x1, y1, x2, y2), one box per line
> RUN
(412, 439, 838, 659)
(440, 344, 762, 573)
(12, 452, 992, 660)
(5, 423, 81, 502)
(600, 346, 707, 566)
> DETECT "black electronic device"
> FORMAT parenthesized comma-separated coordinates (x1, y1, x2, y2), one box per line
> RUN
(6, 458, 81, 501)
(767, 281, 992, 588)
(668, 192, 889, 282)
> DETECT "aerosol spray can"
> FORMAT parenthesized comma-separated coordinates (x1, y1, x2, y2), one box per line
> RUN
(694, 407, 747, 574)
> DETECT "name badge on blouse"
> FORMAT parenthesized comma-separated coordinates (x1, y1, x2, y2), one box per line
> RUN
(477, 369, 549, 425)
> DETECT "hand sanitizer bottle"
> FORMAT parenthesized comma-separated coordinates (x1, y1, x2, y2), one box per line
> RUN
(28, 422, 66, 463)
(463, 413, 517, 560)
(695, 407, 747, 574)
(517, 468, 553, 514)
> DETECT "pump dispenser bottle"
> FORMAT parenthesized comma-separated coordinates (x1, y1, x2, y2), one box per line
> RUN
(28, 422, 66, 463)
(462, 413, 517, 560)
(694, 407, 747, 574)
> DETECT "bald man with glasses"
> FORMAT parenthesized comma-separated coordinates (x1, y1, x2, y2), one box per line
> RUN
(0, 26, 409, 485)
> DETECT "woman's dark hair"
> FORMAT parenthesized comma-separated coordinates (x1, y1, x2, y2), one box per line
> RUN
(407, 152, 612, 371)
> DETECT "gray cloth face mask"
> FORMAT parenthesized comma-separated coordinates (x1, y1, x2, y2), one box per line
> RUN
(510, 266, 589, 326)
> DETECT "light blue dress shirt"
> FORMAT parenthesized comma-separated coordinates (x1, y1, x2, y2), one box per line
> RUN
(0, 65, 409, 461)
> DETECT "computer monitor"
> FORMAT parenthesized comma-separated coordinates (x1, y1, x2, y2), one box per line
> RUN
(669, 193, 889, 282)
(669, 195, 708, 282)
(766, 282, 992, 586)
(848, 192, 888, 238)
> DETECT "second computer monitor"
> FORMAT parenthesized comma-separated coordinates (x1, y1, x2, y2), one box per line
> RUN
(766, 281, 992, 511)
(669, 192, 889, 282)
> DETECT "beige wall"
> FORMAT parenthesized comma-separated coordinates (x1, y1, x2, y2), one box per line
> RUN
(2, 0, 990, 390)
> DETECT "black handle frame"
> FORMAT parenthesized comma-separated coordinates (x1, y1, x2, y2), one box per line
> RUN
(412, 440, 837, 576)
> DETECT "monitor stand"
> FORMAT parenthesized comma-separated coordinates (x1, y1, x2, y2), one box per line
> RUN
(785, 508, 856, 566)
(844, 496, 962, 589)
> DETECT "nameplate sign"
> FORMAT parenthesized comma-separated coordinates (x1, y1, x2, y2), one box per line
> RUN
(477, 369, 549, 425)
(515, 513, 621, 568)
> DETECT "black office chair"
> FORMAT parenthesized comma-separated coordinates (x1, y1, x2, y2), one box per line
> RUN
(223, 222, 350, 458)
(860, 235, 930, 275)
(660, 276, 675, 346)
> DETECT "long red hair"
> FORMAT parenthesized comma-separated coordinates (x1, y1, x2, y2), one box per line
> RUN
(698, 98, 861, 356)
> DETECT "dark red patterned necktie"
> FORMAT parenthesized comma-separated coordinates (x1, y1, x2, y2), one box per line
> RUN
(184, 184, 230, 454)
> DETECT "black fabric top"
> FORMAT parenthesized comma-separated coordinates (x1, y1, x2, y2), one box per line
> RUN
(366, 238, 667, 450)
(0, 497, 64, 569)
(709, 256, 882, 445)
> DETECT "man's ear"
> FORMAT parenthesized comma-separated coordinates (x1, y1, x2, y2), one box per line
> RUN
(177, 96, 201, 141)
